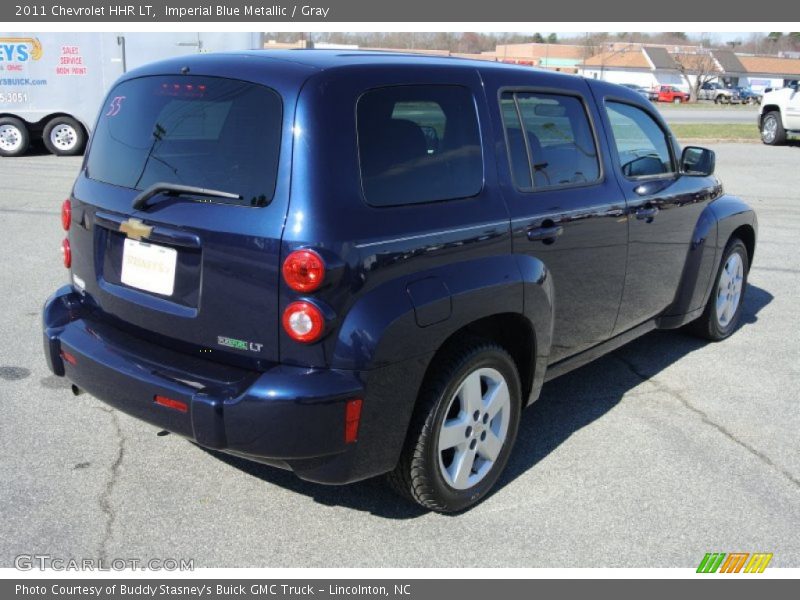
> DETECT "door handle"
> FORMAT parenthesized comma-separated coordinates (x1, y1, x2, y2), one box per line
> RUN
(635, 206, 659, 222)
(527, 224, 564, 243)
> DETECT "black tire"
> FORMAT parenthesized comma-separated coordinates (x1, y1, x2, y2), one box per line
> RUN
(0, 116, 30, 157)
(689, 238, 749, 341)
(388, 338, 522, 512)
(761, 111, 787, 146)
(42, 116, 86, 156)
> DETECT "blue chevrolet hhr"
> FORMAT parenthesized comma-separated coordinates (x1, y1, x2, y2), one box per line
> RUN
(44, 50, 756, 511)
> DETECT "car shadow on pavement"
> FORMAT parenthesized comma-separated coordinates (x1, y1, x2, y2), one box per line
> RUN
(203, 284, 772, 519)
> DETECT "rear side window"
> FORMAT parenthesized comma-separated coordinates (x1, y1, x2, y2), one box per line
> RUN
(357, 85, 483, 207)
(501, 91, 600, 190)
(605, 101, 674, 179)
(86, 76, 282, 207)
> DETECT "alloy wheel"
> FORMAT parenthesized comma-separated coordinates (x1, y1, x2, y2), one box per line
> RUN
(715, 252, 744, 327)
(437, 367, 511, 490)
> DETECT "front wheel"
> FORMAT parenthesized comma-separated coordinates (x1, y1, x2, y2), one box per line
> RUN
(689, 238, 749, 341)
(761, 111, 786, 146)
(388, 340, 522, 512)
(673, 97, 682, 104)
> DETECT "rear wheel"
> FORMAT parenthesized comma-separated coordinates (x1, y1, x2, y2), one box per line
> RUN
(388, 339, 522, 512)
(0, 117, 30, 157)
(761, 111, 786, 146)
(43, 116, 86, 156)
(689, 238, 749, 341)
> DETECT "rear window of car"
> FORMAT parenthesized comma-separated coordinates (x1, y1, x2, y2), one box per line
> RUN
(86, 75, 282, 207)
(356, 85, 483, 207)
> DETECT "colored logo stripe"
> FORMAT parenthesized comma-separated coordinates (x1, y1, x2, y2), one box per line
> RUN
(697, 553, 726, 573)
(697, 552, 773, 573)
(744, 553, 773, 573)
(720, 553, 749, 573)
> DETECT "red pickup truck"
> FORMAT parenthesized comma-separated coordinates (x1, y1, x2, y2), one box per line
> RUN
(650, 85, 690, 103)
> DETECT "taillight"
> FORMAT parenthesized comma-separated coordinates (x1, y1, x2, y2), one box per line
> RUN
(61, 238, 71, 269)
(61, 199, 71, 230)
(282, 301, 324, 343)
(282, 249, 325, 292)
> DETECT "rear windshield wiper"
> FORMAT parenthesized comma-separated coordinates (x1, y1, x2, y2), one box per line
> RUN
(132, 182, 242, 211)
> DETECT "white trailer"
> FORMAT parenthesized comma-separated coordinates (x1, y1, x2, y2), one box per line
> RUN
(0, 32, 264, 157)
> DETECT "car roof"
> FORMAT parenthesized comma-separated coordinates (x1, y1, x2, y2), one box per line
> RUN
(123, 49, 650, 106)
(232, 48, 569, 72)
(129, 48, 582, 81)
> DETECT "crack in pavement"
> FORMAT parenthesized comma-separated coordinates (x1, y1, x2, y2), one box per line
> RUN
(614, 354, 800, 490)
(96, 406, 125, 561)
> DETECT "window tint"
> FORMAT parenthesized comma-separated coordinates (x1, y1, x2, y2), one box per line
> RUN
(605, 101, 674, 179)
(501, 91, 600, 189)
(86, 76, 282, 207)
(357, 85, 483, 206)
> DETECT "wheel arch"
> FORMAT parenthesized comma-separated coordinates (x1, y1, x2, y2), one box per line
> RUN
(759, 104, 781, 126)
(423, 312, 538, 410)
(730, 223, 756, 269)
(660, 194, 757, 329)
(330, 253, 553, 406)
(701, 196, 757, 315)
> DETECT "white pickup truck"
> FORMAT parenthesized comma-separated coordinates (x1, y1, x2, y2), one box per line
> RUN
(759, 84, 800, 145)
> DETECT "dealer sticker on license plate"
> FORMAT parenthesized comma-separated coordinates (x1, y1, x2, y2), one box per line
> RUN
(120, 238, 177, 296)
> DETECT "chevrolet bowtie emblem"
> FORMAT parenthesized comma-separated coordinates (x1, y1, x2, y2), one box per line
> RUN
(119, 218, 153, 240)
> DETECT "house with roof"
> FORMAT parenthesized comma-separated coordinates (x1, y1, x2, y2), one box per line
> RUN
(486, 43, 588, 73)
(724, 55, 800, 92)
(578, 45, 689, 89)
(578, 43, 800, 94)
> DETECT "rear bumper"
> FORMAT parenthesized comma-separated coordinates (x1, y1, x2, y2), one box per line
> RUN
(42, 286, 403, 484)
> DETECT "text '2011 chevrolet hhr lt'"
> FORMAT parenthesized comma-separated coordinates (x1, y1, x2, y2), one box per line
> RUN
(43, 51, 757, 512)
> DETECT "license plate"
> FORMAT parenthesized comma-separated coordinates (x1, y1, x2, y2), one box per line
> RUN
(120, 238, 177, 296)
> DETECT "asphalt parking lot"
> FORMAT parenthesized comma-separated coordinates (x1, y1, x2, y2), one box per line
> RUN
(1, 143, 798, 568)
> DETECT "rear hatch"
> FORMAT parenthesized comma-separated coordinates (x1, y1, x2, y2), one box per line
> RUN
(70, 73, 289, 368)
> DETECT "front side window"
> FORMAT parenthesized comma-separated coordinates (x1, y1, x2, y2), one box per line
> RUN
(501, 91, 600, 190)
(605, 101, 674, 179)
(357, 85, 483, 207)
(86, 75, 283, 207)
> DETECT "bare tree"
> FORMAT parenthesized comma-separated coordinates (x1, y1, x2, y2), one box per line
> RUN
(672, 51, 720, 102)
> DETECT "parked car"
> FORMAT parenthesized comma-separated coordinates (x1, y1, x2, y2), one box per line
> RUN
(734, 87, 762, 105)
(698, 82, 740, 104)
(758, 82, 800, 145)
(43, 51, 757, 512)
(652, 85, 690, 103)
(620, 83, 651, 99)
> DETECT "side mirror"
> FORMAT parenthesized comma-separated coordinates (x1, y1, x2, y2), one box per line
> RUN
(681, 146, 715, 176)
